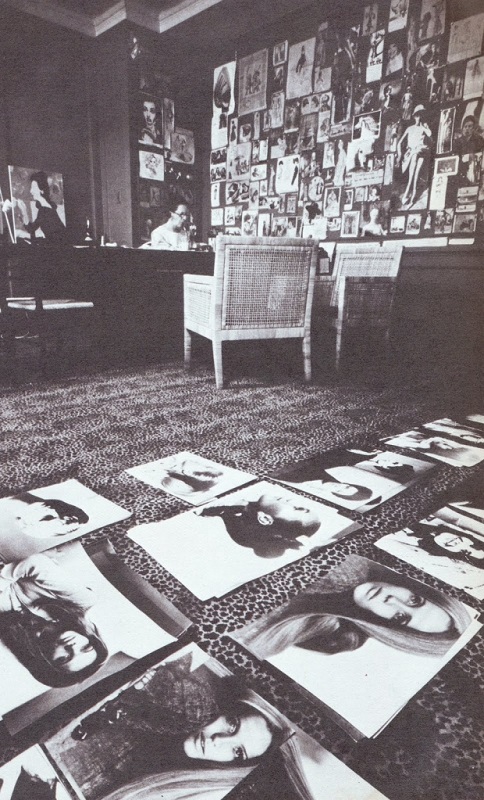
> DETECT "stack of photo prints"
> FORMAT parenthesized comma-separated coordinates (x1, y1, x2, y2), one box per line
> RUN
(0, 413, 483, 798)
(209, 5, 484, 242)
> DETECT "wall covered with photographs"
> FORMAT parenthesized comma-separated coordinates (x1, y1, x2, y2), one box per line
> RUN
(128, 33, 196, 244)
(209, 1, 484, 243)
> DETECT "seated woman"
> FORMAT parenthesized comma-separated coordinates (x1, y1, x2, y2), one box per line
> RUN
(139, 200, 190, 250)
(0, 553, 108, 687)
(232, 555, 471, 660)
(197, 492, 321, 558)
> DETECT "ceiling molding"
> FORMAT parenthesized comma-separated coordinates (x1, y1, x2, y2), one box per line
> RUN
(155, 0, 224, 32)
(1, 0, 227, 36)
(1, 0, 97, 36)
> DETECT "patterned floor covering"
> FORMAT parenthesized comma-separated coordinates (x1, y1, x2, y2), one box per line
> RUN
(0, 354, 483, 800)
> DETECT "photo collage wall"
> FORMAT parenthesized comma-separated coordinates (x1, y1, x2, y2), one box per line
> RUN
(129, 34, 196, 243)
(210, 2, 484, 242)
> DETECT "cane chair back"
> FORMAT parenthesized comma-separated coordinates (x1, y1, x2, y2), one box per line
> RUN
(184, 236, 318, 388)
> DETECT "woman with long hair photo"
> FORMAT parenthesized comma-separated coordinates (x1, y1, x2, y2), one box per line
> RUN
(48, 645, 319, 800)
(231, 555, 472, 660)
(0, 553, 108, 687)
(3, 170, 67, 243)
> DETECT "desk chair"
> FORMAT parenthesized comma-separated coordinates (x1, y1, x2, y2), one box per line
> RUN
(1, 255, 94, 375)
(183, 236, 318, 388)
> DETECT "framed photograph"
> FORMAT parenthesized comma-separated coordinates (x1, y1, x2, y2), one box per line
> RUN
(323, 186, 341, 217)
(138, 95, 163, 148)
(341, 209, 360, 237)
(343, 188, 354, 210)
(7, 165, 66, 243)
(238, 48, 269, 115)
(390, 214, 406, 233)
(170, 128, 195, 164)
(435, 155, 459, 177)
(286, 193, 297, 214)
(139, 150, 164, 181)
(453, 212, 477, 234)
(273, 39, 288, 66)
(406, 212, 421, 235)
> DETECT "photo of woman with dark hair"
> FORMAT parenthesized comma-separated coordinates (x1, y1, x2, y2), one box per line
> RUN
(4, 168, 67, 243)
(230, 555, 478, 738)
(129, 481, 359, 600)
(383, 429, 484, 467)
(0, 553, 108, 688)
(46, 644, 387, 800)
(376, 511, 484, 600)
(423, 417, 484, 446)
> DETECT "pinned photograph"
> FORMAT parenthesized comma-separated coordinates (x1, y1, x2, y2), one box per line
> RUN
(367, 29, 385, 82)
(389, 0, 409, 32)
(238, 49, 269, 115)
(436, 106, 455, 154)
(270, 447, 434, 512)
(434, 208, 454, 234)
(362, 3, 378, 36)
(210, 182, 220, 207)
(139, 150, 164, 181)
(463, 56, 484, 100)
(273, 39, 288, 66)
(286, 38, 316, 100)
(376, 510, 484, 600)
(230, 554, 480, 739)
(447, 13, 484, 64)
(382, 430, 484, 467)
(227, 142, 251, 181)
(212, 61, 236, 145)
(0, 539, 190, 734)
(434, 155, 459, 177)
(419, 0, 445, 41)
(452, 212, 476, 234)
(128, 480, 359, 600)
(125, 451, 255, 505)
(275, 155, 300, 194)
(0, 478, 130, 563)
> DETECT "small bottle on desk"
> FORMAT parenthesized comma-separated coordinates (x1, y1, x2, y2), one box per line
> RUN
(84, 218, 94, 245)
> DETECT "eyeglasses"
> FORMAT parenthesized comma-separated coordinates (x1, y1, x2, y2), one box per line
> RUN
(174, 210, 189, 218)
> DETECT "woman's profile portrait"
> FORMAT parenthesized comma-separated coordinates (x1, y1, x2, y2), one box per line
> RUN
(5, 165, 67, 243)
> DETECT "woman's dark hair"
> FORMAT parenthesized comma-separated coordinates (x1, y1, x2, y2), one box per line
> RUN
(30, 171, 54, 206)
(414, 523, 484, 565)
(162, 471, 219, 494)
(41, 498, 89, 526)
(0, 601, 108, 687)
(322, 481, 377, 504)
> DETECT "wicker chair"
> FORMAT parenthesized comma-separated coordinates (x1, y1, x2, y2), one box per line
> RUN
(334, 276, 399, 370)
(183, 236, 319, 388)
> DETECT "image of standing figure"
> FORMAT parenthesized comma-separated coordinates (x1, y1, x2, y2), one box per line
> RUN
(396, 104, 432, 208)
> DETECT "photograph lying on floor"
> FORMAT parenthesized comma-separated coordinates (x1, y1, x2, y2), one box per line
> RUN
(467, 413, 484, 427)
(375, 508, 484, 600)
(230, 555, 480, 739)
(44, 642, 388, 800)
(44, 642, 292, 800)
(422, 418, 484, 447)
(128, 481, 360, 600)
(0, 539, 190, 735)
(269, 447, 435, 511)
(125, 451, 256, 505)
(382, 430, 484, 467)
(0, 745, 71, 800)
(447, 477, 484, 523)
(0, 478, 131, 563)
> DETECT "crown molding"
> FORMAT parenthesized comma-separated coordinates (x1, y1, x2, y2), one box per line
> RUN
(1, 0, 226, 36)
(1, 0, 97, 35)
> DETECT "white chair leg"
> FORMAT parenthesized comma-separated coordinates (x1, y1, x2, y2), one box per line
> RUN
(335, 324, 343, 371)
(302, 335, 312, 382)
(212, 339, 224, 388)
(184, 327, 192, 368)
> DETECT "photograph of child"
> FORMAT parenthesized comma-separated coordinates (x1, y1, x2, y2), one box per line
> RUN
(125, 451, 255, 505)
(230, 555, 480, 739)
(0, 478, 131, 563)
(128, 480, 359, 600)
(376, 510, 484, 600)
(0, 539, 188, 734)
